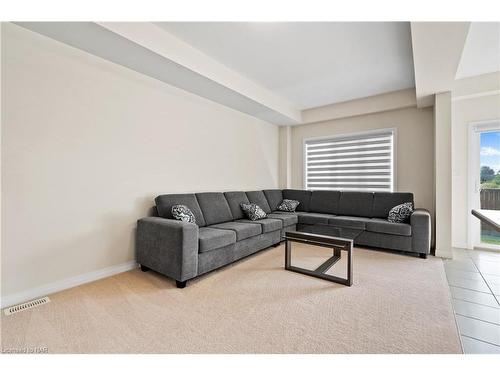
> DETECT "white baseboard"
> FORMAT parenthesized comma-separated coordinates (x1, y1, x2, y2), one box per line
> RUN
(452, 242, 469, 250)
(1, 260, 138, 309)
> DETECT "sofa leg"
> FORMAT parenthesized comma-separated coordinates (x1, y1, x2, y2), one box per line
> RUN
(176, 280, 187, 288)
(140, 265, 150, 272)
(272, 242, 281, 248)
(419, 253, 428, 259)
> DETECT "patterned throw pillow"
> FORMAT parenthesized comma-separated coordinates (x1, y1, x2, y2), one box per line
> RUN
(240, 203, 267, 221)
(171, 204, 196, 224)
(277, 199, 300, 212)
(387, 202, 414, 223)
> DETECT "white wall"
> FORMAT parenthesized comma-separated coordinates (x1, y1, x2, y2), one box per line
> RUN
(451, 73, 500, 248)
(290, 106, 435, 218)
(1, 23, 279, 301)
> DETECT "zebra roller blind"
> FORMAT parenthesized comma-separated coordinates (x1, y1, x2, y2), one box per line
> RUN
(304, 130, 395, 192)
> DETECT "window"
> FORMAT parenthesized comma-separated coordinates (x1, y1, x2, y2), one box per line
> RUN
(304, 129, 395, 192)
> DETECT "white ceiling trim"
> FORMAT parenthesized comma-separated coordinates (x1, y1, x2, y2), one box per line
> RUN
(301, 88, 417, 125)
(452, 71, 500, 98)
(97, 22, 301, 123)
(411, 22, 470, 107)
(452, 90, 500, 102)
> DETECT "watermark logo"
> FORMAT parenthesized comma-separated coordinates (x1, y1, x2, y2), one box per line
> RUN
(1, 346, 49, 354)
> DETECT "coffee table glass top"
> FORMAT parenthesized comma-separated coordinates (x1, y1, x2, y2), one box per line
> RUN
(282, 226, 363, 242)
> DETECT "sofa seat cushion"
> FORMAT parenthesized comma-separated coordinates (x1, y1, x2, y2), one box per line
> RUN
(366, 218, 412, 236)
(328, 216, 371, 230)
(297, 212, 336, 225)
(236, 218, 282, 233)
(198, 227, 236, 253)
(209, 221, 262, 241)
(268, 212, 299, 226)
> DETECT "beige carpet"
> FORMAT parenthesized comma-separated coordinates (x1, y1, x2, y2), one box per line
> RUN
(1, 244, 461, 353)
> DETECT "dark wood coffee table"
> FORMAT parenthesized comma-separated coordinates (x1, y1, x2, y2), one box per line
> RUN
(283, 229, 362, 286)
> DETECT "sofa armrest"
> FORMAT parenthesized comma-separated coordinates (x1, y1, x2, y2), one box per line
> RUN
(136, 217, 199, 282)
(410, 209, 431, 255)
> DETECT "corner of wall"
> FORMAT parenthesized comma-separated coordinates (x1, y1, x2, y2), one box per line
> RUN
(434, 92, 453, 258)
(278, 126, 292, 189)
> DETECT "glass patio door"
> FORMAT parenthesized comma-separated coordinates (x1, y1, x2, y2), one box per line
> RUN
(469, 120, 500, 250)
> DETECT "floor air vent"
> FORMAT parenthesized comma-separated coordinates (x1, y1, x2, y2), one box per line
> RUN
(4, 297, 51, 316)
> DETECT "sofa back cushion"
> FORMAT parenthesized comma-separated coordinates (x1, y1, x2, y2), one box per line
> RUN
(263, 189, 284, 212)
(282, 189, 311, 212)
(224, 191, 250, 220)
(309, 190, 341, 214)
(245, 191, 272, 214)
(155, 194, 206, 227)
(337, 191, 374, 218)
(372, 192, 414, 218)
(196, 192, 233, 225)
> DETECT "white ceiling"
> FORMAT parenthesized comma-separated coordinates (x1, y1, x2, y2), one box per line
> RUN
(156, 22, 415, 110)
(456, 22, 500, 79)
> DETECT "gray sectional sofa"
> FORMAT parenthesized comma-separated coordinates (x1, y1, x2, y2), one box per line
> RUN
(136, 189, 431, 287)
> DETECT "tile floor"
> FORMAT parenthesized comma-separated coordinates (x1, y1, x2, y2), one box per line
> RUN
(444, 248, 500, 354)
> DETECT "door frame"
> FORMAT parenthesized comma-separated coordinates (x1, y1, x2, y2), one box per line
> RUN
(467, 119, 500, 250)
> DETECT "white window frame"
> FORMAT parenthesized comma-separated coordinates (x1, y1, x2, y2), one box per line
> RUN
(302, 128, 397, 192)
